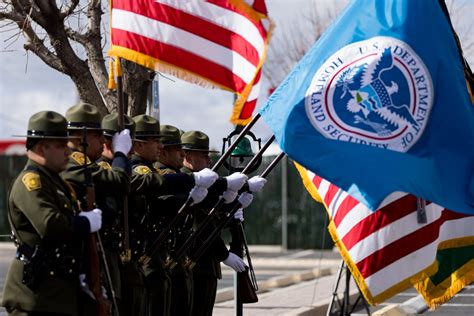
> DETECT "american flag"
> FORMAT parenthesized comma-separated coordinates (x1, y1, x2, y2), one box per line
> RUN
(109, 0, 271, 125)
(295, 163, 474, 307)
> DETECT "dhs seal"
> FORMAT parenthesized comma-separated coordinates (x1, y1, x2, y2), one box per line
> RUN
(305, 36, 433, 152)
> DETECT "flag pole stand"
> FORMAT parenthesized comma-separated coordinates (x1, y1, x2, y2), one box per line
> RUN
(326, 260, 370, 316)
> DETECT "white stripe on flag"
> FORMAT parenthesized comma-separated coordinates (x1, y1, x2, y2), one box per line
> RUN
(348, 204, 443, 262)
(365, 215, 474, 296)
(112, 9, 257, 83)
(378, 191, 409, 209)
(246, 74, 261, 100)
(336, 202, 372, 239)
(327, 189, 349, 220)
(158, 0, 266, 55)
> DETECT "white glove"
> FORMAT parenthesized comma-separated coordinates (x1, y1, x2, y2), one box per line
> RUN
(193, 168, 219, 189)
(112, 129, 132, 155)
(222, 189, 238, 204)
(79, 208, 102, 233)
(234, 208, 244, 222)
(248, 176, 267, 193)
(225, 172, 248, 191)
(222, 252, 246, 272)
(79, 273, 87, 288)
(102, 286, 109, 299)
(189, 186, 208, 205)
(238, 192, 253, 208)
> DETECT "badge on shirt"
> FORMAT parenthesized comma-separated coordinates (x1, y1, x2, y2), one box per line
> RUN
(134, 165, 151, 175)
(98, 161, 112, 170)
(70, 151, 91, 165)
(22, 172, 41, 191)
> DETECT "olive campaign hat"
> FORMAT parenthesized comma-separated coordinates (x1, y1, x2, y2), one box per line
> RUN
(65, 102, 103, 130)
(181, 131, 219, 153)
(101, 113, 136, 138)
(160, 125, 183, 146)
(133, 114, 161, 140)
(15, 111, 72, 139)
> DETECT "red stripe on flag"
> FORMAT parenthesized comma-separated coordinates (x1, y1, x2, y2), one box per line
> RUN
(342, 195, 419, 250)
(112, 29, 248, 92)
(238, 70, 261, 119)
(312, 175, 323, 189)
(239, 99, 257, 120)
(113, 0, 261, 67)
(324, 184, 340, 208)
(356, 210, 468, 278)
(332, 194, 361, 227)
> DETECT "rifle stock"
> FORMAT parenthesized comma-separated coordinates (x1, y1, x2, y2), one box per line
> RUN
(81, 128, 117, 316)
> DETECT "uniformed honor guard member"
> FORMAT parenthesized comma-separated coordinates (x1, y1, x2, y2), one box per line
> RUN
(153, 125, 193, 315)
(61, 102, 132, 313)
(98, 112, 136, 314)
(1, 111, 103, 316)
(181, 131, 265, 316)
(130, 115, 211, 316)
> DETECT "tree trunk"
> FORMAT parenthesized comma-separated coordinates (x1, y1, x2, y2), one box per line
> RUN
(122, 60, 156, 117)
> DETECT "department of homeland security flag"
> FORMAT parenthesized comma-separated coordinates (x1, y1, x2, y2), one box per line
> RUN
(260, 0, 474, 215)
(109, 0, 271, 125)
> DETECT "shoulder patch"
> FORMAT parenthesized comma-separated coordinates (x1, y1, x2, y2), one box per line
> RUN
(134, 165, 152, 175)
(70, 152, 91, 165)
(97, 161, 112, 170)
(22, 172, 41, 191)
(156, 168, 176, 175)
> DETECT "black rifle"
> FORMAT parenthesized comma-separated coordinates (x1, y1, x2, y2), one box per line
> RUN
(166, 136, 276, 269)
(139, 114, 262, 266)
(115, 59, 131, 264)
(184, 152, 285, 270)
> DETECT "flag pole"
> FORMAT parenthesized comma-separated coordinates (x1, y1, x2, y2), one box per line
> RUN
(115, 58, 131, 263)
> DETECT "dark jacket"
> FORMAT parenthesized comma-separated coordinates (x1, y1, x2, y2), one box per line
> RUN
(181, 166, 229, 279)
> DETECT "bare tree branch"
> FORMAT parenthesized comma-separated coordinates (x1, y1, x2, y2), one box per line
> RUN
(65, 27, 88, 46)
(2, 0, 180, 116)
(83, 0, 112, 112)
(59, 0, 80, 19)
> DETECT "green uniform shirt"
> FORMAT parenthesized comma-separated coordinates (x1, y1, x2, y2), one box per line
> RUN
(62, 151, 131, 302)
(2, 160, 87, 315)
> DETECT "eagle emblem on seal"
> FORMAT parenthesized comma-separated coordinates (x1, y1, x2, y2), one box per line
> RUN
(336, 47, 418, 137)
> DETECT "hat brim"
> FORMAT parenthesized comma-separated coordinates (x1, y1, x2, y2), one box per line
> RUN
(162, 142, 184, 147)
(183, 147, 219, 153)
(67, 127, 104, 131)
(132, 138, 148, 143)
(12, 134, 79, 139)
(133, 136, 162, 143)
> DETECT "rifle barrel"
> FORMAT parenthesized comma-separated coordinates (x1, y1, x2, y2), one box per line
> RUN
(141, 117, 264, 264)
(169, 136, 277, 266)
(185, 152, 286, 267)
